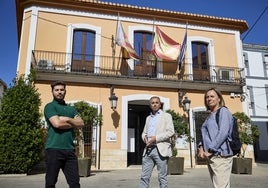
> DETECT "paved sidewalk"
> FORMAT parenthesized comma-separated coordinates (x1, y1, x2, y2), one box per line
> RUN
(0, 163, 267, 188)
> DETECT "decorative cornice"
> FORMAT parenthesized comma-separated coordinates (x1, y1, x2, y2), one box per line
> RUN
(243, 43, 268, 52)
(16, 0, 248, 37)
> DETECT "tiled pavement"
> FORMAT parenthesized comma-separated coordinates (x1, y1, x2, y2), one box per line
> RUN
(0, 163, 267, 188)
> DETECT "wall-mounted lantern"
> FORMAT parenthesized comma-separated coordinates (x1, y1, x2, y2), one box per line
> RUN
(182, 96, 191, 112)
(109, 85, 118, 110)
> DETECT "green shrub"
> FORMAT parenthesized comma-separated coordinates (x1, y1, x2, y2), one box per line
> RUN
(0, 75, 45, 174)
(233, 112, 260, 145)
(73, 101, 102, 158)
(166, 109, 190, 157)
(233, 112, 260, 157)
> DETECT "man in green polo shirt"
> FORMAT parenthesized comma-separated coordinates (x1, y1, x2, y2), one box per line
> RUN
(44, 80, 84, 188)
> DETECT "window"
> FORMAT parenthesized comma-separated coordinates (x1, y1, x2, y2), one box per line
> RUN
(133, 31, 156, 76)
(243, 52, 249, 68)
(247, 86, 255, 111)
(72, 29, 95, 72)
(134, 31, 154, 65)
(264, 54, 268, 64)
(191, 42, 210, 81)
(264, 54, 268, 69)
(192, 42, 208, 69)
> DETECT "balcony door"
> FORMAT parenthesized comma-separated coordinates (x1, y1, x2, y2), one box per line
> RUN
(72, 29, 95, 72)
(192, 42, 210, 81)
(134, 31, 156, 77)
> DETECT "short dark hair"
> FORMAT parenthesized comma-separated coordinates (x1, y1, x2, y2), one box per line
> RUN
(51, 80, 66, 90)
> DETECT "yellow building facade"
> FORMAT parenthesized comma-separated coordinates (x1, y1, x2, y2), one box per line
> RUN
(16, 0, 248, 170)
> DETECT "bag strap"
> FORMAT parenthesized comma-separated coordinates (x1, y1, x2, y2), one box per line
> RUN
(215, 106, 231, 152)
(215, 108, 221, 126)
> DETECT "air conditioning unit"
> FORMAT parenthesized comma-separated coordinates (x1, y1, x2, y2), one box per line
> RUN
(218, 69, 235, 82)
(37, 59, 54, 70)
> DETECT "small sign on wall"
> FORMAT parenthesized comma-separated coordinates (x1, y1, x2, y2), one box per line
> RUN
(106, 131, 117, 142)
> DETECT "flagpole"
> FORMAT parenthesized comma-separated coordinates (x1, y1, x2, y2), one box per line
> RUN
(151, 17, 158, 77)
(115, 12, 120, 47)
(151, 17, 156, 59)
(111, 34, 115, 70)
(176, 22, 188, 75)
(113, 13, 121, 72)
(115, 12, 120, 74)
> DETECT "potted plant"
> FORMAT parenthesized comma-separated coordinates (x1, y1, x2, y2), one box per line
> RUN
(232, 112, 260, 174)
(73, 101, 102, 177)
(166, 110, 190, 175)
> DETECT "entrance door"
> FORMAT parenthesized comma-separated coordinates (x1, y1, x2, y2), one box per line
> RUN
(128, 104, 150, 165)
(194, 110, 210, 165)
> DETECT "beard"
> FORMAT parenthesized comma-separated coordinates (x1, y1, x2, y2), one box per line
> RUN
(53, 93, 66, 104)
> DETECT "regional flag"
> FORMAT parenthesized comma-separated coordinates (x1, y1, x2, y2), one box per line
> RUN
(116, 20, 139, 60)
(152, 26, 180, 61)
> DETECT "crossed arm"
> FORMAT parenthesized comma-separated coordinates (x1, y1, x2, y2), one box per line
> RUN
(49, 115, 85, 129)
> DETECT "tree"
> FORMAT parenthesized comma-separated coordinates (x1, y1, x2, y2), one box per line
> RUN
(0, 74, 45, 174)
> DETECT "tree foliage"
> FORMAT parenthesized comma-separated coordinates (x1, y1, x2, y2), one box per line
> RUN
(233, 112, 260, 145)
(166, 109, 189, 137)
(73, 101, 102, 158)
(74, 101, 101, 126)
(0, 74, 45, 174)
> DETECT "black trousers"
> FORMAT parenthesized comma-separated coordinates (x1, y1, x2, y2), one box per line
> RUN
(45, 149, 80, 188)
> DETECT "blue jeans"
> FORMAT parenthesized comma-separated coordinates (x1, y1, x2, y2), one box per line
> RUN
(45, 149, 80, 188)
(140, 147, 168, 188)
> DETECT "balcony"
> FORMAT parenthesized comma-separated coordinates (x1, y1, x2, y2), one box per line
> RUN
(31, 50, 245, 92)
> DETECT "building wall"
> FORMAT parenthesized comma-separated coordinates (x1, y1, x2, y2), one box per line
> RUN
(0, 79, 7, 106)
(243, 44, 268, 162)
(17, 7, 243, 75)
(17, 2, 246, 169)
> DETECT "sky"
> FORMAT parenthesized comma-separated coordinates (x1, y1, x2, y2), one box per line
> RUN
(0, 0, 267, 87)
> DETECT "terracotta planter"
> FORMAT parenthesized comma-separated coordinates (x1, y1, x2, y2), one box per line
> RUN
(78, 158, 91, 177)
(167, 157, 184, 175)
(232, 157, 252, 174)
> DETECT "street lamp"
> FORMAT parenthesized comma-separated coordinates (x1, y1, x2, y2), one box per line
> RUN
(109, 86, 118, 110)
(182, 96, 191, 112)
(182, 96, 192, 168)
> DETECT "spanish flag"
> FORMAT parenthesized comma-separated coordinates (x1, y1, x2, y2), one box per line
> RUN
(152, 26, 180, 61)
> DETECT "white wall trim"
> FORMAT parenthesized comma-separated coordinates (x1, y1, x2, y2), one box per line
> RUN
(24, 7, 38, 78)
(187, 36, 216, 80)
(66, 23, 101, 73)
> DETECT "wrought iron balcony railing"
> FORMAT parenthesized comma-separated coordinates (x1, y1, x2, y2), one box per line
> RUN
(31, 50, 245, 85)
